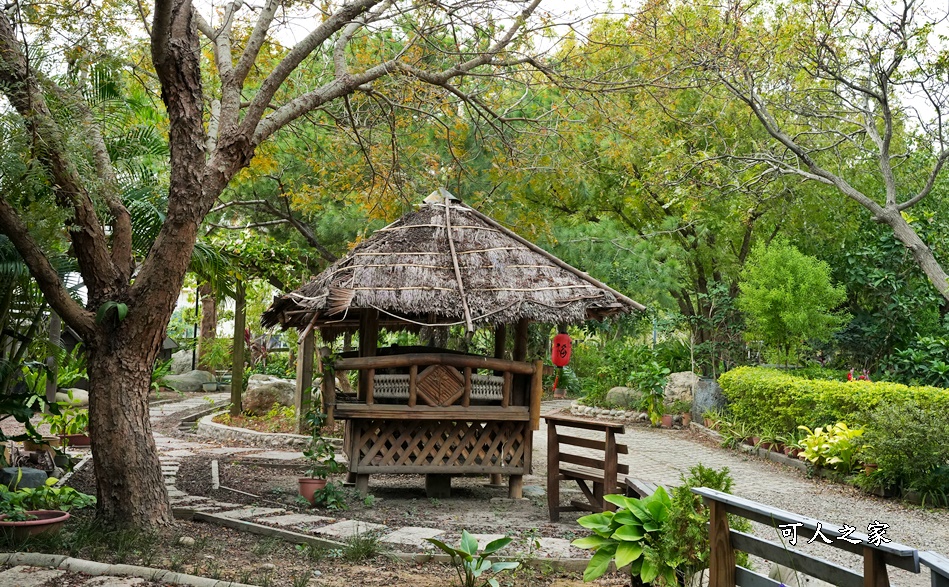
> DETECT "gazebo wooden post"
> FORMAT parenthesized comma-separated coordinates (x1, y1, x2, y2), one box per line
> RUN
(488, 324, 508, 487)
(319, 346, 334, 428)
(294, 329, 315, 434)
(507, 318, 530, 499)
(353, 309, 379, 494)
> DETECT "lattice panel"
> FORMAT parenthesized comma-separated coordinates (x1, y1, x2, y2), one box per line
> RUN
(351, 420, 528, 470)
(416, 364, 464, 407)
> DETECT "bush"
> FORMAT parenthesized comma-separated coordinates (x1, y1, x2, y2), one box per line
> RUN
(858, 401, 949, 504)
(718, 366, 949, 435)
(882, 335, 949, 388)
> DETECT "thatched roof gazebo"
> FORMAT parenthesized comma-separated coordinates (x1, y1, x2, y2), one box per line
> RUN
(263, 189, 643, 332)
(263, 190, 643, 499)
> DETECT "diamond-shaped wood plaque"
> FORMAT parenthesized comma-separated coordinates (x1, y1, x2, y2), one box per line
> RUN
(416, 364, 465, 407)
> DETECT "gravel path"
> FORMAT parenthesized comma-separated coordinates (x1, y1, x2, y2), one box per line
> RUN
(534, 404, 949, 587)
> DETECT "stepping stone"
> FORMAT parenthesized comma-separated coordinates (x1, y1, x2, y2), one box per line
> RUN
(381, 526, 444, 548)
(258, 513, 334, 527)
(163, 477, 177, 485)
(84, 577, 147, 586)
(167, 489, 187, 498)
(214, 506, 286, 520)
(523, 485, 545, 498)
(161, 450, 196, 458)
(245, 450, 302, 461)
(199, 447, 260, 455)
(536, 537, 576, 558)
(169, 495, 211, 505)
(314, 520, 387, 540)
(0, 566, 66, 587)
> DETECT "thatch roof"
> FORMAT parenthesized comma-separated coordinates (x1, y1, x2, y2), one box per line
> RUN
(262, 190, 644, 332)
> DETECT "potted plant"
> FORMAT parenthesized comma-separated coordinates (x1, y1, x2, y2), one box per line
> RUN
(43, 408, 90, 447)
(702, 407, 722, 430)
(0, 469, 96, 542)
(298, 410, 345, 505)
(670, 400, 692, 426)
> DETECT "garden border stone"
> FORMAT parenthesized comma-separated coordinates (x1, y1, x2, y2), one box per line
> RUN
(196, 411, 342, 449)
(0, 553, 258, 587)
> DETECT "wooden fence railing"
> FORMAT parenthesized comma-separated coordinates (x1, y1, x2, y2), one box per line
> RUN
(693, 488, 922, 587)
(922, 551, 949, 587)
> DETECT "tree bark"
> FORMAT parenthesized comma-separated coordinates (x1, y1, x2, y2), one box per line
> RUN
(86, 332, 171, 527)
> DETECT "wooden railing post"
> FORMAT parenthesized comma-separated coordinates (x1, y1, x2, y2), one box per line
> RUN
(530, 360, 543, 430)
(408, 365, 418, 408)
(708, 499, 736, 587)
(547, 421, 560, 522)
(865, 547, 890, 587)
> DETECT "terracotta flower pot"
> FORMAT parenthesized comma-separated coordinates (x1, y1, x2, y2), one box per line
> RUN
(0, 510, 70, 542)
(61, 433, 91, 448)
(298, 477, 328, 505)
(660, 414, 674, 428)
(681, 413, 692, 427)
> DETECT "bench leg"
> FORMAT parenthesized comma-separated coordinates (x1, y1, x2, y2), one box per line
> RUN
(548, 423, 560, 521)
(508, 475, 523, 499)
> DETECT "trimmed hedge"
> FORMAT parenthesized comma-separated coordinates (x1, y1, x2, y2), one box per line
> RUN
(718, 366, 949, 433)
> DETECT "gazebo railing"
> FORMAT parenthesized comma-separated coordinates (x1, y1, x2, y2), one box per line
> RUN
(327, 352, 543, 428)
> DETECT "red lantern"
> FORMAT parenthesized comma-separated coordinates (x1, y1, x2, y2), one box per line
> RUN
(552, 333, 572, 367)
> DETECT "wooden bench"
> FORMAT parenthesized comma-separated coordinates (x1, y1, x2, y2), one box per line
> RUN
(545, 414, 627, 522)
(624, 477, 662, 499)
(694, 487, 922, 587)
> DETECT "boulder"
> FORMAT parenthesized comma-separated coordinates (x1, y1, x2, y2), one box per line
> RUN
(247, 374, 292, 390)
(169, 349, 194, 375)
(664, 371, 700, 404)
(243, 379, 296, 415)
(161, 369, 215, 392)
(54, 388, 89, 407)
(0, 467, 48, 489)
(605, 387, 643, 410)
(691, 377, 726, 421)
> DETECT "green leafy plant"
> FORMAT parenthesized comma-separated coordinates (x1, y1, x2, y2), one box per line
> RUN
(150, 358, 173, 393)
(630, 361, 670, 426)
(42, 407, 89, 437)
(572, 487, 678, 586)
(425, 530, 520, 587)
(301, 410, 344, 480)
(797, 423, 864, 473)
(313, 482, 347, 510)
(0, 471, 96, 521)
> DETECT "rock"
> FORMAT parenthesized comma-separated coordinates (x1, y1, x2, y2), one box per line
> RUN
(243, 380, 296, 415)
(605, 387, 643, 410)
(692, 377, 726, 421)
(54, 388, 89, 406)
(169, 349, 194, 375)
(177, 536, 196, 547)
(0, 467, 48, 489)
(259, 563, 276, 572)
(161, 370, 215, 392)
(664, 371, 700, 404)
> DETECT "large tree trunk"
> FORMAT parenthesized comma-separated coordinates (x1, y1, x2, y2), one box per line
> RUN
(881, 209, 949, 301)
(87, 334, 172, 527)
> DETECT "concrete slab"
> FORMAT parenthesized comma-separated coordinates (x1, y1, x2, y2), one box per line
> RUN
(160, 450, 196, 458)
(169, 495, 211, 505)
(381, 526, 444, 548)
(536, 537, 576, 558)
(314, 520, 387, 540)
(244, 450, 302, 461)
(198, 447, 260, 455)
(166, 489, 186, 497)
(214, 506, 286, 520)
(257, 513, 335, 527)
(83, 576, 147, 586)
(0, 566, 67, 587)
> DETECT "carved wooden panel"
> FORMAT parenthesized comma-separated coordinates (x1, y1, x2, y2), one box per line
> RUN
(416, 364, 464, 407)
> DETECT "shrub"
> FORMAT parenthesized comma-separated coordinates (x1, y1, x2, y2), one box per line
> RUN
(882, 335, 949, 388)
(797, 423, 864, 474)
(858, 400, 949, 503)
(718, 366, 949, 434)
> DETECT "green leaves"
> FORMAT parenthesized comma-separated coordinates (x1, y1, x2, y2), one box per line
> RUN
(572, 487, 676, 583)
(95, 301, 128, 324)
(424, 530, 519, 587)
